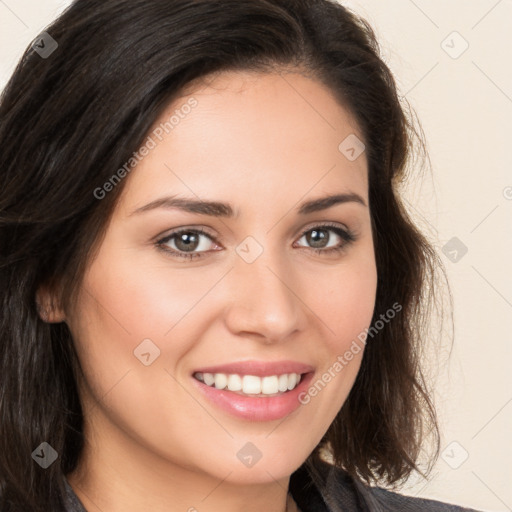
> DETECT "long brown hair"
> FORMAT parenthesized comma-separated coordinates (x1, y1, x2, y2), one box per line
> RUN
(0, 0, 448, 509)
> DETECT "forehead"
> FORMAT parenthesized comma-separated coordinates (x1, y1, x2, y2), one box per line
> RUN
(116, 69, 368, 215)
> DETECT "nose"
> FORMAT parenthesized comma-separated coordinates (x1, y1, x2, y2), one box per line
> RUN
(223, 247, 304, 345)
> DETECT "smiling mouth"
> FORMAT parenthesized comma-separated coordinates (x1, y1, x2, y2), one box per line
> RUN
(193, 372, 304, 397)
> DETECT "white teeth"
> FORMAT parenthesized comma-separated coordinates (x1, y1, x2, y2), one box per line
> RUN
(203, 373, 215, 386)
(214, 373, 227, 389)
(194, 372, 303, 395)
(278, 374, 289, 392)
(261, 375, 279, 394)
(242, 375, 261, 394)
(227, 374, 242, 391)
(287, 373, 297, 391)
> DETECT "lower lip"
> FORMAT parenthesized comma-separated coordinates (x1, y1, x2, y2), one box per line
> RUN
(191, 372, 314, 421)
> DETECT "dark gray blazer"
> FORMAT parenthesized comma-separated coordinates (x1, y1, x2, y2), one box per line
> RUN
(63, 459, 482, 511)
(288, 458, 482, 511)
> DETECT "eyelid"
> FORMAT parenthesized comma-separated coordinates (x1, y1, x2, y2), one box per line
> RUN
(297, 220, 350, 236)
(154, 225, 217, 242)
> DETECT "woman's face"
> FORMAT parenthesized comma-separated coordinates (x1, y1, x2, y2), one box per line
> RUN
(64, 70, 377, 485)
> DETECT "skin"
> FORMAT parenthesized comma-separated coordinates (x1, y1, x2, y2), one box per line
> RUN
(39, 69, 377, 512)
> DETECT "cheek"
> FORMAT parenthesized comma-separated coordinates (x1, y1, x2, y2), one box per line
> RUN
(310, 253, 377, 352)
(323, 273, 377, 347)
(66, 256, 209, 457)
(74, 249, 222, 346)
(67, 249, 232, 410)
(297, 255, 377, 412)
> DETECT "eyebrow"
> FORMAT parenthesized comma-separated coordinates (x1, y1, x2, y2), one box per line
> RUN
(129, 192, 367, 218)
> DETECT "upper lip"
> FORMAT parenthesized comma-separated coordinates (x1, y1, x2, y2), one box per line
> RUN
(192, 360, 315, 377)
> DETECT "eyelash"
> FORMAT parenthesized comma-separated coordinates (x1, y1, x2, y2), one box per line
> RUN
(156, 223, 357, 261)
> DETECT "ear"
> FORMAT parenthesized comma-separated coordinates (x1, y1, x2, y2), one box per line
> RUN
(35, 283, 66, 323)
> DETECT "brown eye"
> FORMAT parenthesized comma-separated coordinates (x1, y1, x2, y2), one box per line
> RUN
(157, 228, 218, 260)
(173, 231, 202, 252)
(295, 225, 356, 254)
(304, 228, 330, 249)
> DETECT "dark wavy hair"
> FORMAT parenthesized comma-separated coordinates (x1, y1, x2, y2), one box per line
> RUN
(0, 0, 450, 510)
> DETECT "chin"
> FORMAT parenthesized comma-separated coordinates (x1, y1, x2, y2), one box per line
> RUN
(217, 449, 309, 485)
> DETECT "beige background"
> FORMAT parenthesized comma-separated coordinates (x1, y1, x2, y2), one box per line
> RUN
(1, 1, 511, 510)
